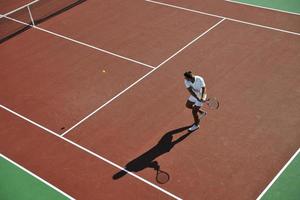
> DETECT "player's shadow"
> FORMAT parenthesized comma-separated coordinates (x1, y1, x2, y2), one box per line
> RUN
(112, 126, 192, 180)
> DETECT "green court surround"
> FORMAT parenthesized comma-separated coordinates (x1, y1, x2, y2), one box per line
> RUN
(0, 156, 69, 200)
(232, 0, 300, 14)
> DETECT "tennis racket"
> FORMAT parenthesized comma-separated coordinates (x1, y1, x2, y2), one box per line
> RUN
(203, 97, 220, 110)
(156, 169, 170, 184)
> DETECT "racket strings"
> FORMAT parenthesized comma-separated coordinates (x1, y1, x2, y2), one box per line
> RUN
(208, 98, 219, 109)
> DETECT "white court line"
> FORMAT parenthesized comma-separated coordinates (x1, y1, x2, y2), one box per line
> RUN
(27, 6, 35, 26)
(61, 67, 155, 136)
(157, 18, 225, 68)
(61, 18, 226, 136)
(2, 0, 40, 17)
(0, 104, 182, 200)
(256, 148, 300, 200)
(34, 26, 155, 69)
(225, 0, 300, 16)
(0, 153, 75, 200)
(2, 16, 154, 69)
(3, 15, 32, 26)
(0, 104, 57, 135)
(145, 0, 300, 36)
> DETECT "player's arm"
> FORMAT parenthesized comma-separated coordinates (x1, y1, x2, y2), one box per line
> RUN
(187, 87, 201, 102)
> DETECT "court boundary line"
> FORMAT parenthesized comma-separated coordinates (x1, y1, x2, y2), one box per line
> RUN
(0, 104, 182, 200)
(0, 153, 75, 200)
(145, 0, 300, 36)
(256, 148, 300, 199)
(61, 18, 226, 136)
(225, 0, 300, 16)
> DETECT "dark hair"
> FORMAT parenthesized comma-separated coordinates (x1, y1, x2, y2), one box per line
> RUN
(184, 71, 193, 79)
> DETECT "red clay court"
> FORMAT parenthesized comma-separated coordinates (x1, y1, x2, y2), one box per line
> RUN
(0, 0, 299, 199)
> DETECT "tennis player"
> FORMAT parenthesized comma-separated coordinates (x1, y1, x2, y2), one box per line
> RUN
(184, 71, 207, 131)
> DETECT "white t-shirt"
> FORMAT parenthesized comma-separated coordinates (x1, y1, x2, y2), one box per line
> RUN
(184, 75, 205, 97)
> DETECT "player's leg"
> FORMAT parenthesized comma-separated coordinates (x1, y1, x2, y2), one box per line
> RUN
(186, 97, 200, 127)
(188, 105, 200, 132)
(188, 99, 206, 132)
(186, 98, 199, 125)
(186, 98, 205, 117)
(194, 98, 207, 119)
(192, 105, 200, 125)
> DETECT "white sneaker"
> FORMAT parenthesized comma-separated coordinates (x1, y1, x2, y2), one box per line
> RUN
(188, 124, 199, 132)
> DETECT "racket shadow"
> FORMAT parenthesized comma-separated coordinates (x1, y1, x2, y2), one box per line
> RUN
(112, 126, 192, 180)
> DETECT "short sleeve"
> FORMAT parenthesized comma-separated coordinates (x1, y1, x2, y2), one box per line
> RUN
(199, 77, 205, 87)
(184, 80, 191, 88)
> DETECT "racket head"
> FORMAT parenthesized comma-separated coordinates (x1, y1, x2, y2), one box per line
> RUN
(156, 170, 170, 184)
(207, 97, 219, 110)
